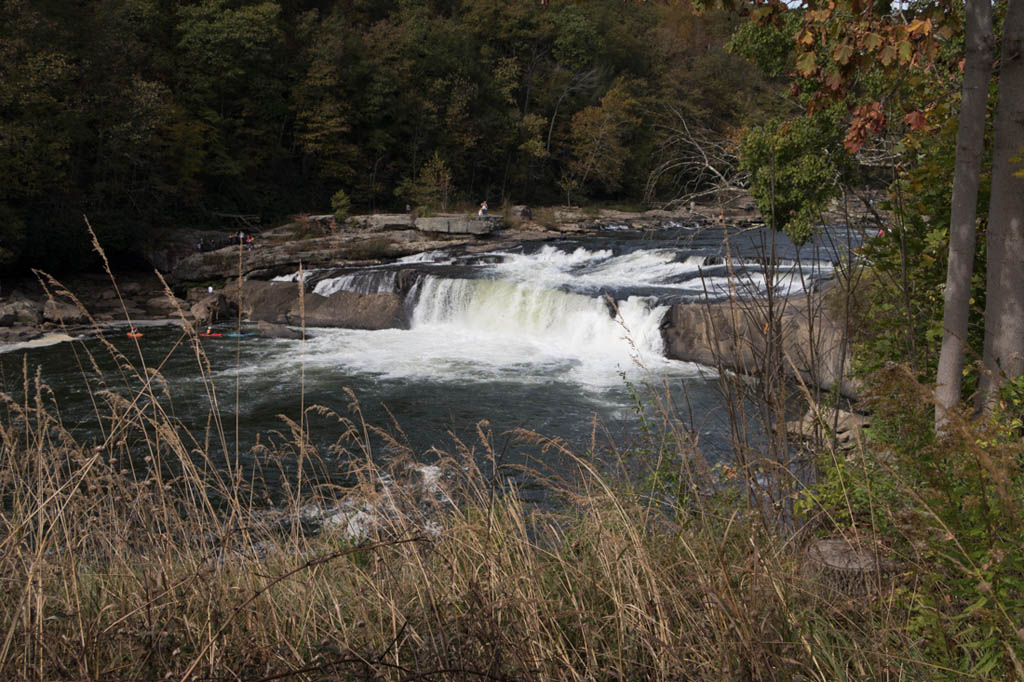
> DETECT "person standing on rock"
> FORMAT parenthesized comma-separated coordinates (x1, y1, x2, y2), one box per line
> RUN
(478, 200, 488, 216)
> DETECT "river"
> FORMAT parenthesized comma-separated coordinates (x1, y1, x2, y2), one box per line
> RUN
(1, 221, 860, 495)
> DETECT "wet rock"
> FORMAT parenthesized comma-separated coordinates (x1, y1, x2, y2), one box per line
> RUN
(228, 280, 407, 330)
(0, 326, 43, 344)
(255, 321, 305, 340)
(230, 281, 296, 325)
(300, 289, 407, 330)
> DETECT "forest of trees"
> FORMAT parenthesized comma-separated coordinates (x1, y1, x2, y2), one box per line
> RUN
(0, 0, 779, 274)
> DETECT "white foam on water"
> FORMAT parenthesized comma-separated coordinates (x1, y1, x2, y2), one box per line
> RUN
(496, 245, 613, 275)
(0, 333, 76, 355)
(577, 251, 706, 287)
(492, 247, 713, 294)
(206, 243, 833, 392)
(404, 276, 674, 386)
(271, 269, 317, 283)
(398, 250, 454, 264)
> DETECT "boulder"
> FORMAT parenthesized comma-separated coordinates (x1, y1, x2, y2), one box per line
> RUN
(190, 293, 236, 325)
(43, 299, 89, 324)
(415, 215, 499, 235)
(145, 294, 186, 315)
(231, 281, 297, 325)
(785, 405, 870, 449)
(349, 214, 415, 231)
(298, 290, 407, 330)
(229, 280, 407, 330)
(510, 205, 532, 220)
(187, 287, 216, 303)
(0, 326, 44, 344)
(256, 321, 306, 340)
(660, 294, 859, 398)
(0, 300, 42, 327)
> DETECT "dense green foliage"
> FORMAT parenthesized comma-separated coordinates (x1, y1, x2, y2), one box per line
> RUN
(738, 103, 853, 243)
(0, 0, 774, 274)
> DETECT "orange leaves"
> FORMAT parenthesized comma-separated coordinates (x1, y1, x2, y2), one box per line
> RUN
(844, 101, 886, 153)
(907, 18, 933, 38)
(904, 110, 928, 131)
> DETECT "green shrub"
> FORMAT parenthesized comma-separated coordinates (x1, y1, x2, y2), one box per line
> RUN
(331, 188, 352, 222)
(807, 366, 1024, 679)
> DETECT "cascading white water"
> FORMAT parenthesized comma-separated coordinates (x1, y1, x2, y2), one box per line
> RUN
(314, 270, 398, 296)
(410, 276, 666, 363)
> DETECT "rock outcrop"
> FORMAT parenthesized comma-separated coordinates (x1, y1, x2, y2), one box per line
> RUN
(0, 300, 42, 327)
(660, 293, 858, 398)
(190, 293, 236, 325)
(255, 321, 305, 339)
(226, 281, 407, 330)
(301, 289, 407, 329)
(43, 300, 89, 324)
(785, 405, 869, 450)
(414, 215, 500, 235)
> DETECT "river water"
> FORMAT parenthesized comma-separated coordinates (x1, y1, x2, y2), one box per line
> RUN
(1, 221, 860, 493)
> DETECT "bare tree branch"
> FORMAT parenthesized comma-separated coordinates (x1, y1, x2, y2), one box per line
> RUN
(644, 105, 747, 207)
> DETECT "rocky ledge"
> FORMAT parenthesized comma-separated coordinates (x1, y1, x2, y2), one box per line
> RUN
(660, 287, 858, 398)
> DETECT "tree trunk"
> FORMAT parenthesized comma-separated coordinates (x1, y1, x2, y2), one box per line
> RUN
(979, 0, 1024, 411)
(935, 0, 994, 430)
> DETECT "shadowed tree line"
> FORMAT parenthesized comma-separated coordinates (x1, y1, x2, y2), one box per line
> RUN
(0, 0, 775, 274)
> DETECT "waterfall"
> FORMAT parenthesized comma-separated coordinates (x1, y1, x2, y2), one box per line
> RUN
(409, 276, 666, 362)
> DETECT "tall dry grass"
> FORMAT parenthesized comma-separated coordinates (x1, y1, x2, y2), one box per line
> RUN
(0, 360, 920, 681)
(0, 310, 922, 682)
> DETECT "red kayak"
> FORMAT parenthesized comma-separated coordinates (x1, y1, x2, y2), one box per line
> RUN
(200, 333, 223, 337)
